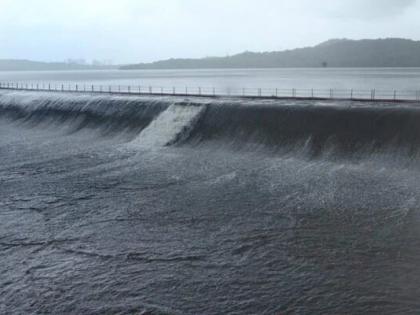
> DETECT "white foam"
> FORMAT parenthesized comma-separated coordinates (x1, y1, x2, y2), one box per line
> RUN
(130, 104, 206, 147)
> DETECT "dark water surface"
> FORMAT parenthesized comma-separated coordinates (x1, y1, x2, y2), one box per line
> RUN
(1, 91, 420, 314)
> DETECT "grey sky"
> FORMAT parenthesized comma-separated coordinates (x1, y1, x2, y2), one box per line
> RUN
(0, 0, 419, 64)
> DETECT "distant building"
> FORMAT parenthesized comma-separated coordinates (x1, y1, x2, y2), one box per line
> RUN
(66, 58, 87, 65)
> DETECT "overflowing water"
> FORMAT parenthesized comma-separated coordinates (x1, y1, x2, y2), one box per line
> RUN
(1, 90, 420, 314)
(130, 104, 206, 147)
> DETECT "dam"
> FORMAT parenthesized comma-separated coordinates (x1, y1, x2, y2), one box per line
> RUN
(1, 87, 420, 314)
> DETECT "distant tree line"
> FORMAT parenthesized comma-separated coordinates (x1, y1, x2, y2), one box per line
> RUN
(0, 59, 117, 71)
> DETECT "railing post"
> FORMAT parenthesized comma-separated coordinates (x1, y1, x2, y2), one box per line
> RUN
(5, 81, 402, 102)
(118, 85, 121, 93)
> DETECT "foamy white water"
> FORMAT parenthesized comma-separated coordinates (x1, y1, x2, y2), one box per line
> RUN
(130, 104, 206, 147)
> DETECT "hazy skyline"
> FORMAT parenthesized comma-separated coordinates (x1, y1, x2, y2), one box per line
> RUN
(1, 0, 420, 64)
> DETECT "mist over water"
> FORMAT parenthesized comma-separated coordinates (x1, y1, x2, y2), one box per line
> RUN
(1, 89, 420, 314)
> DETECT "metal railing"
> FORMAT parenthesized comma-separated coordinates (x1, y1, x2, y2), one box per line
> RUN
(1, 81, 420, 103)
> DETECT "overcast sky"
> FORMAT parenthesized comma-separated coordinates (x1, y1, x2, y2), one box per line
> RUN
(0, 0, 419, 64)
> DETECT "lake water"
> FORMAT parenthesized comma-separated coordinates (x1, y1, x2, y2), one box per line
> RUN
(1, 68, 420, 91)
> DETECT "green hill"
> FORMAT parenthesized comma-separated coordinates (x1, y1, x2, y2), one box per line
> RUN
(121, 38, 420, 69)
